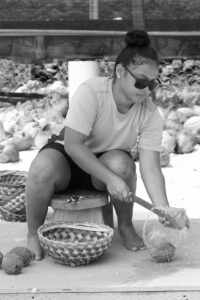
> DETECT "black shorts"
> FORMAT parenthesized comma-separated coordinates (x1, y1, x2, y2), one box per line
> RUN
(39, 142, 103, 191)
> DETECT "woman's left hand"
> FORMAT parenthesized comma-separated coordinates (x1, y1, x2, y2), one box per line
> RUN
(155, 206, 190, 230)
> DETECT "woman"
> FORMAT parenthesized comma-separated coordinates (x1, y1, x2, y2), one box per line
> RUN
(26, 30, 189, 260)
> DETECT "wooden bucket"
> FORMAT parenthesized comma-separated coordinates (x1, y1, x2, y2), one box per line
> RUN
(50, 190, 110, 225)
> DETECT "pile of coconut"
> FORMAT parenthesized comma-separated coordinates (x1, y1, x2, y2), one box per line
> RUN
(154, 59, 200, 167)
(0, 79, 68, 163)
(0, 58, 200, 167)
(159, 104, 200, 167)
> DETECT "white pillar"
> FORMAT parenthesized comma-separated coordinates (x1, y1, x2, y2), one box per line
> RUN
(89, 0, 99, 20)
(68, 60, 100, 104)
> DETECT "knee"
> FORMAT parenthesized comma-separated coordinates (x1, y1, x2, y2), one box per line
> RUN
(28, 154, 56, 186)
(100, 151, 136, 180)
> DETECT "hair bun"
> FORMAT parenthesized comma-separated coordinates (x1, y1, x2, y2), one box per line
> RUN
(125, 30, 150, 47)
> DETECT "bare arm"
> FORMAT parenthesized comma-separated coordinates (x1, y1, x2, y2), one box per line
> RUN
(139, 148, 191, 229)
(64, 126, 133, 202)
(139, 148, 169, 207)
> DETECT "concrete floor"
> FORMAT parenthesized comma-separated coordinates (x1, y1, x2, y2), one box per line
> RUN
(0, 216, 200, 299)
(0, 148, 200, 298)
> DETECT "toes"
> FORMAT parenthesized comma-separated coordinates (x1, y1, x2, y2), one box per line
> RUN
(27, 236, 44, 261)
(34, 254, 44, 261)
(139, 246, 146, 251)
(128, 245, 139, 252)
(125, 243, 146, 252)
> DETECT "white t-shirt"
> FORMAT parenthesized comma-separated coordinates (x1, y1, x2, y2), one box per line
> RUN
(65, 77, 163, 153)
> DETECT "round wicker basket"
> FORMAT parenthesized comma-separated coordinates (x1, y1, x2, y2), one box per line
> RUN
(38, 222, 114, 266)
(0, 171, 27, 221)
(0, 206, 26, 222)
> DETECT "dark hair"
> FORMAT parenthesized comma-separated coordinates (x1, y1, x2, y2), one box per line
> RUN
(114, 30, 158, 74)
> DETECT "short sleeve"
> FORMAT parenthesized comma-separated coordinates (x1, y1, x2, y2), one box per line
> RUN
(138, 109, 163, 152)
(65, 83, 97, 135)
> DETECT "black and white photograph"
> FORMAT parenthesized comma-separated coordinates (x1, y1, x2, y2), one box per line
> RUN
(0, 1, 200, 299)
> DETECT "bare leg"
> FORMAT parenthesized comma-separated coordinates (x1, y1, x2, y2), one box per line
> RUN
(115, 163, 145, 251)
(92, 150, 145, 251)
(101, 202, 114, 228)
(26, 149, 71, 260)
(115, 200, 145, 251)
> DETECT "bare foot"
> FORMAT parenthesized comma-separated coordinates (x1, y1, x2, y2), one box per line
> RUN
(119, 224, 145, 251)
(27, 234, 44, 261)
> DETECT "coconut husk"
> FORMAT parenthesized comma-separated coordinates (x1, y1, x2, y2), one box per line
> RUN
(161, 130, 177, 154)
(12, 132, 34, 151)
(183, 116, 200, 135)
(160, 150, 170, 167)
(192, 105, 200, 116)
(163, 119, 182, 132)
(175, 130, 196, 154)
(145, 229, 176, 263)
(16, 115, 34, 129)
(166, 110, 179, 121)
(176, 107, 196, 123)
(22, 122, 39, 139)
(34, 129, 52, 150)
(143, 210, 189, 263)
(0, 142, 20, 163)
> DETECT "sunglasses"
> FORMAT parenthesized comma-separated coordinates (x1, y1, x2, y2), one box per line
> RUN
(124, 67, 161, 91)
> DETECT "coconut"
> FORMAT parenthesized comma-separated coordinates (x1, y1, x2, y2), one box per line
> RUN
(34, 129, 52, 150)
(176, 107, 195, 123)
(166, 129, 177, 138)
(160, 150, 170, 167)
(172, 59, 182, 69)
(163, 119, 182, 132)
(175, 130, 196, 154)
(16, 115, 34, 129)
(54, 99, 68, 118)
(0, 142, 19, 163)
(166, 110, 179, 122)
(12, 132, 34, 151)
(149, 243, 176, 263)
(9, 247, 34, 267)
(183, 116, 200, 135)
(2, 253, 23, 274)
(22, 122, 39, 138)
(145, 229, 176, 263)
(161, 130, 177, 154)
(193, 105, 200, 116)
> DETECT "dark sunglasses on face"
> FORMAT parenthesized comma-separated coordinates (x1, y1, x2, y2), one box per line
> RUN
(124, 66, 161, 91)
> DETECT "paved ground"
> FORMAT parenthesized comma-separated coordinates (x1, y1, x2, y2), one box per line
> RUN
(0, 145, 200, 298)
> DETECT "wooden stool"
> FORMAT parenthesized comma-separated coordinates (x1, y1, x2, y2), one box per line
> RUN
(50, 190, 110, 225)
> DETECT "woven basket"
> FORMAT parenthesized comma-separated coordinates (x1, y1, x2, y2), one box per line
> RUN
(0, 206, 26, 222)
(0, 171, 27, 186)
(0, 171, 27, 221)
(38, 222, 114, 266)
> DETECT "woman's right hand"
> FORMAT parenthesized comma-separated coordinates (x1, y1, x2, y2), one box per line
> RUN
(106, 175, 134, 203)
